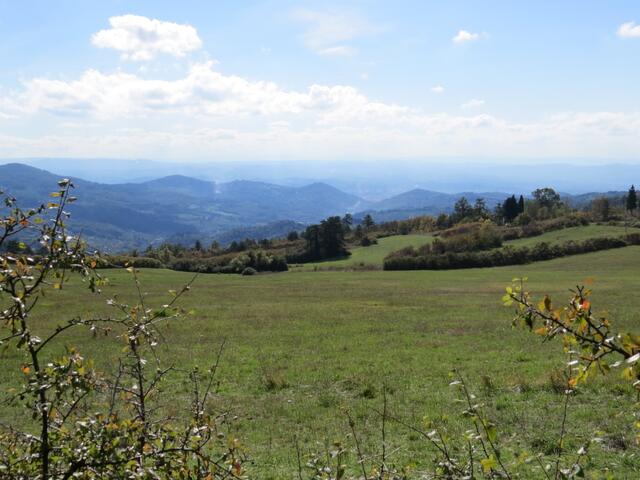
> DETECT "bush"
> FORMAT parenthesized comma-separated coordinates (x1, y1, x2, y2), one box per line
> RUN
(501, 213, 589, 241)
(359, 236, 377, 247)
(384, 233, 637, 270)
(241, 266, 257, 276)
(107, 255, 165, 269)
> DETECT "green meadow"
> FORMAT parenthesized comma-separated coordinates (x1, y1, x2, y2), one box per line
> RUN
(3, 243, 640, 477)
(505, 223, 640, 247)
(292, 233, 434, 270)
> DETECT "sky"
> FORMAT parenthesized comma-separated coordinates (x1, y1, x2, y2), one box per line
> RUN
(1, 0, 640, 163)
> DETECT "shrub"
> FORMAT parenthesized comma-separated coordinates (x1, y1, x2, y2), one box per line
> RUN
(107, 255, 165, 269)
(359, 236, 377, 247)
(241, 266, 257, 276)
(384, 233, 637, 270)
(0, 181, 244, 479)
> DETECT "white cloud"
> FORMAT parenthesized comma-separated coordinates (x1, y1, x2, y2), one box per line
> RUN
(293, 9, 380, 56)
(2, 62, 417, 125)
(317, 45, 358, 56)
(3, 61, 640, 160)
(461, 99, 485, 109)
(452, 29, 484, 44)
(431, 85, 444, 94)
(617, 21, 640, 38)
(92, 15, 202, 61)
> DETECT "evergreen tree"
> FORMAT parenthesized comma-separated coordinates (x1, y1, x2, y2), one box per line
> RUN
(473, 198, 488, 219)
(453, 197, 472, 221)
(319, 216, 346, 258)
(363, 214, 375, 229)
(342, 213, 353, 232)
(627, 185, 637, 212)
(502, 195, 519, 222)
(303, 225, 321, 259)
(518, 195, 525, 214)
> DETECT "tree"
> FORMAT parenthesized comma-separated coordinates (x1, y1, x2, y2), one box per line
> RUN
(194, 239, 203, 251)
(319, 216, 347, 258)
(473, 197, 488, 219)
(0, 181, 244, 478)
(532, 187, 561, 209)
(627, 185, 637, 213)
(362, 214, 375, 229)
(342, 213, 353, 232)
(591, 196, 610, 221)
(287, 230, 299, 241)
(502, 195, 519, 223)
(209, 240, 221, 253)
(302, 224, 321, 259)
(436, 213, 450, 229)
(518, 195, 525, 214)
(453, 197, 472, 221)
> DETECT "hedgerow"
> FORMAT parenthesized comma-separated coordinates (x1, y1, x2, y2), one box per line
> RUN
(384, 234, 640, 270)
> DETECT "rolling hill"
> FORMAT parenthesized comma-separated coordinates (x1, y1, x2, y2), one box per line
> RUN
(0, 163, 363, 251)
(1, 162, 628, 252)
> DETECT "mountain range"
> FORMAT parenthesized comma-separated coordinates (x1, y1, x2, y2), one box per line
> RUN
(0, 163, 627, 252)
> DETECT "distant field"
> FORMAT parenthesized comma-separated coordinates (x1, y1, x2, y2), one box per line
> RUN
(292, 233, 434, 270)
(3, 247, 640, 477)
(505, 223, 640, 247)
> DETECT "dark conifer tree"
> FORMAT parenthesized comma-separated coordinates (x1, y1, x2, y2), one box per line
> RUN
(502, 195, 519, 222)
(627, 185, 637, 212)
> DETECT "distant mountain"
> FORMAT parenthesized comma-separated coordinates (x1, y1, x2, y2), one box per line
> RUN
(0, 163, 363, 252)
(2, 162, 630, 252)
(12, 158, 640, 197)
(563, 191, 626, 208)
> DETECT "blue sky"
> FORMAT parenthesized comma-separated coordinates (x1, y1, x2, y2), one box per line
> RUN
(1, 0, 640, 162)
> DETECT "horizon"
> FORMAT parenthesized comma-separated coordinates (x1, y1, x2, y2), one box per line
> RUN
(3, 159, 640, 198)
(2, 1, 640, 163)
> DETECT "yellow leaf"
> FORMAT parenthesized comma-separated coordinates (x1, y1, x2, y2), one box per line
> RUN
(481, 456, 497, 473)
(22, 366, 30, 375)
(534, 327, 547, 336)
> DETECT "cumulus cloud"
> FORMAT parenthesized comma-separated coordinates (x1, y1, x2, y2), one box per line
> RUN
(617, 21, 640, 38)
(92, 15, 202, 61)
(431, 85, 444, 94)
(2, 52, 640, 160)
(1, 62, 418, 128)
(452, 29, 484, 44)
(461, 99, 485, 109)
(293, 9, 380, 56)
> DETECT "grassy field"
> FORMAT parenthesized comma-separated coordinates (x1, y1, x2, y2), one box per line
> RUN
(3, 247, 640, 477)
(291, 233, 433, 270)
(505, 223, 640, 247)
(294, 224, 639, 272)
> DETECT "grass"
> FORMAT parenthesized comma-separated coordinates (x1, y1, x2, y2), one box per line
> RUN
(295, 224, 640, 272)
(505, 223, 640, 248)
(3, 247, 640, 477)
(291, 233, 433, 270)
